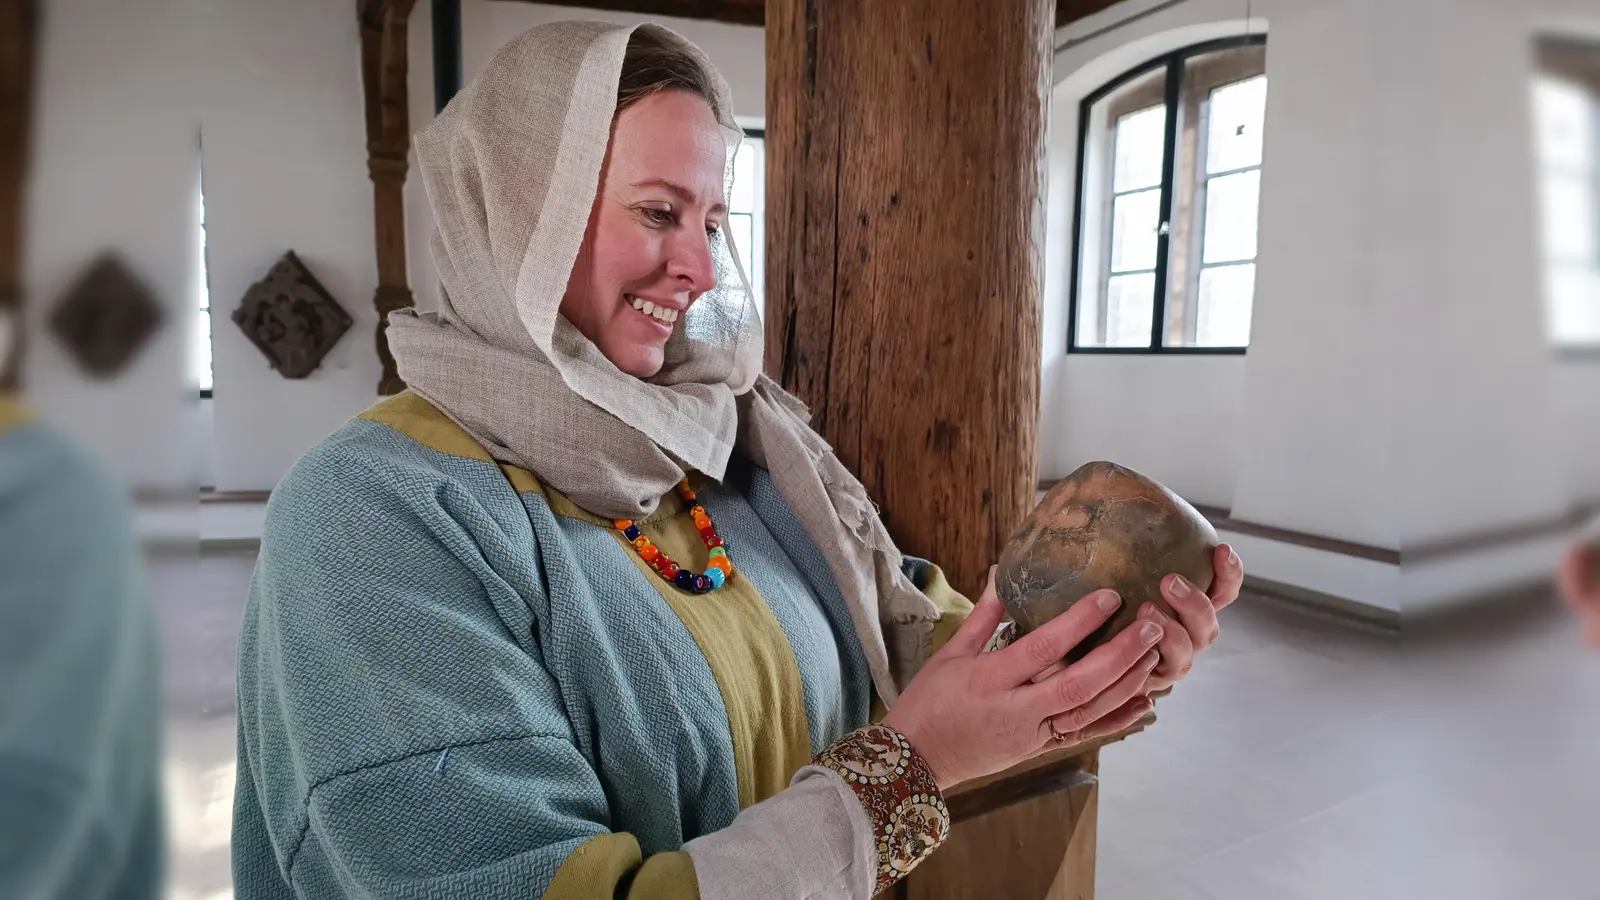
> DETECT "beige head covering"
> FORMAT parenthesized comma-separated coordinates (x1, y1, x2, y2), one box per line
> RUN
(387, 20, 941, 705)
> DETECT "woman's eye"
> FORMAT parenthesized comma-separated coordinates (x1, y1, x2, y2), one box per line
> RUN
(706, 223, 721, 238)
(642, 207, 674, 226)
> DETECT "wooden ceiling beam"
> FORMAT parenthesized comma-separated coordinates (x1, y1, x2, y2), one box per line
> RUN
(1054, 0, 1124, 29)
(486, 0, 763, 28)
(486, 0, 1121, 30)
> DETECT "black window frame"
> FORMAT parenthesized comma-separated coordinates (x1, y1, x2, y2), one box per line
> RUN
(1067, 34, 1268, 355)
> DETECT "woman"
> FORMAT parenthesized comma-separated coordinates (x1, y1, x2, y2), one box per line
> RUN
(232, 21, 1242, 899)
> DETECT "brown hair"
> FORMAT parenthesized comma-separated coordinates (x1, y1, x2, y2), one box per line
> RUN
(615, 30, 720, 118)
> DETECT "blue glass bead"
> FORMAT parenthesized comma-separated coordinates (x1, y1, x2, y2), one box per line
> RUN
(673, 570, 696, 591)
(623, 525, 641, 541)
(692, 574, 712, 593)
(708, 547, 727, 558)
(705, 567, 726, 589)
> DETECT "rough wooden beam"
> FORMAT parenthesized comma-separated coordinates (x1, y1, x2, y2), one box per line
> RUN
(358, 0, 419, 395)
(766, 0, 1050, 600)
(487, 0, 763, 27)
(0, 0, 38, 390)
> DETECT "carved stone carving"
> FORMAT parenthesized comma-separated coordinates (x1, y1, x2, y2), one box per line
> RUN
(232, 251, 352, 379)
(48, 253, 163, 377)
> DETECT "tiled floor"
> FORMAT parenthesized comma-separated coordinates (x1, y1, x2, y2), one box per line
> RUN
(149, 553, 1599, 900)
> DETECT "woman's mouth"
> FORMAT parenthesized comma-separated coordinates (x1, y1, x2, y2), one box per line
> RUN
(626, 294, 680, 329)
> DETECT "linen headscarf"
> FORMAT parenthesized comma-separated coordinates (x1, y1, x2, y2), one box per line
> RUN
(386, 20, 941, 705)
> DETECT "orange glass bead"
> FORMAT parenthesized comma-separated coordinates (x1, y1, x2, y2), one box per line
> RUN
(632, 537, 650, 552)
(709, 556, 734, 577)
(614, 519, 633, 530)
(640, 545, 661, 562)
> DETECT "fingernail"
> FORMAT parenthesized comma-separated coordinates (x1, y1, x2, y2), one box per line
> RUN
(1138, 602, 1156, 619)
(1140, 621, 1163, 644)
(1168, 575, 1191, 598)
(1096, 590, 1121, 613)
(1227, 545, 1240, 568)
(1141, 650, 1160, 670)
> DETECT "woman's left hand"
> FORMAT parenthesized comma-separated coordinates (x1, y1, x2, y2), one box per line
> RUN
(1139, 543, 1244, 694)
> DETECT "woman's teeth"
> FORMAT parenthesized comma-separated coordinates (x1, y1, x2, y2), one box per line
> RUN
(629, 295, 678, 324)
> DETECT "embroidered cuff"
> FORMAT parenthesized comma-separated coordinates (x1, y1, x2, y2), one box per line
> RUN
(811, 723, 950, 893)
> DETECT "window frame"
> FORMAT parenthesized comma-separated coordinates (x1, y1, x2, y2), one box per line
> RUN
(1534, 36, 1600, 358)
(1067, 34, 1268, 355)
(728, 126, 765, 317)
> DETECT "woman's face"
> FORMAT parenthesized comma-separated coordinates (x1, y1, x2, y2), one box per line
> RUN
(560, 89, 728, 378)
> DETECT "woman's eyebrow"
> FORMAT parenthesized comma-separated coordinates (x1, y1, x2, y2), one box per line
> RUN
(631, 178, 728, 215)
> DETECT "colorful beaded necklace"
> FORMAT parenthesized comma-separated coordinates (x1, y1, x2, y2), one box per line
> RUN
(614, 479, 734, 594)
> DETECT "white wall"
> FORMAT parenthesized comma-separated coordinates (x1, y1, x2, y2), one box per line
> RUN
(198, 0, 385, 491)
(1556, 361, 1600, 502)
(23, 0, 200, 492)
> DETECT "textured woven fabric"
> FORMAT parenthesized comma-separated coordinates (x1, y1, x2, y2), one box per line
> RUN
(232, 398, 913, 898)
(811, 725, 948, 893)
(0, 408, 165, 900)
(385, 19, 944, 708)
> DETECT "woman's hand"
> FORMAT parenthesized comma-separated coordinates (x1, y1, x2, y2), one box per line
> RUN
(1138, 543, 1244, 693)
(1557, 539, 1600, 649)
(881, 568, 1165, 791)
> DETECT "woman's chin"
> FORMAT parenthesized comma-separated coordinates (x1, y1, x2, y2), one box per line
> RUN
(607, 341, 666, 379)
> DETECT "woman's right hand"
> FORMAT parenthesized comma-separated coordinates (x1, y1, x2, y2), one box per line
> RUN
(881, 567, 1164, 791)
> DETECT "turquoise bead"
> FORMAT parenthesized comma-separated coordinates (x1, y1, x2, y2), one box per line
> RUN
(704, 566, 726, 589)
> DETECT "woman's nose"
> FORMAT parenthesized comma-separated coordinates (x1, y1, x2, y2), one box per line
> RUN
(665, 228, 719, 293)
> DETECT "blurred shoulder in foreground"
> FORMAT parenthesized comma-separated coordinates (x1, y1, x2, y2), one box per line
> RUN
(0, 394, 165, 899)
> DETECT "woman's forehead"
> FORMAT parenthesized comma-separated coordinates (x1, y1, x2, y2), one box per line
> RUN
(609, 92, 729, 204)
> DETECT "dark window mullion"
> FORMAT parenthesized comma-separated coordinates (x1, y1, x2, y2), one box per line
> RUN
(1148, 55, 1184, 352)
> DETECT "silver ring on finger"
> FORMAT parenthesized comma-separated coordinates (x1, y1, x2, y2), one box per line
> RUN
(1048, 721, 1070, 744)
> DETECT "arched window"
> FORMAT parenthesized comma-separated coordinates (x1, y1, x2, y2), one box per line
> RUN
(1069, 35, 1267, 352)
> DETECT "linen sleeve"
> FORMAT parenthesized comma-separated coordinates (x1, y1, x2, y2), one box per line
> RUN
(237, 450, 946, 900)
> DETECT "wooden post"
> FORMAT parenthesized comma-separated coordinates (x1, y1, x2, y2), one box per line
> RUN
(0, 0, 38, 390)
(358, 0, 418, 395)
(765, 0, 1050, 600)
(766, 2, 1117, 897)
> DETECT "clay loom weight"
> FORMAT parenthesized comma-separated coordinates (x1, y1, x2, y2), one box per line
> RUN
(996, 461, 1220, 665)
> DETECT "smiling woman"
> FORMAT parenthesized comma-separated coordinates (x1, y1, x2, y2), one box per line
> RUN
(230, 19, 1229, 900)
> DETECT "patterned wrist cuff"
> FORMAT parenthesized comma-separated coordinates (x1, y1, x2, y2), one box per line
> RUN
(812, 723, 950, 894)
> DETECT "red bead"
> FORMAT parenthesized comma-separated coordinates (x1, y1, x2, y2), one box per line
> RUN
(662, 561, 681, 578)
(707, 536, 724, 549)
